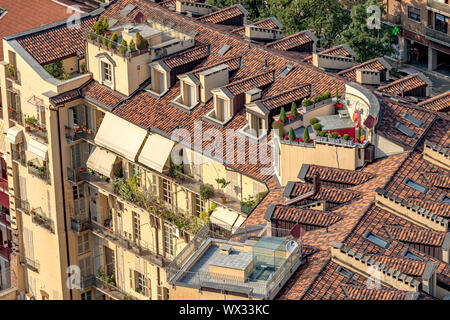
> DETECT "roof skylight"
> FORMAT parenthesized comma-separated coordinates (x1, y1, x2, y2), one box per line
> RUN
(403, 178, 428, 193)
(402, 113, 422, 128)
(395, 122, 415, 138)
(364, 231, 390, 248)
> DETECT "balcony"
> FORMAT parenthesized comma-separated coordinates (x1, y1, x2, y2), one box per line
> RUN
(27, 160, 51, 184)
(8, 108, 22, 125)
(31, 208, 54, 233)
(95, 276, 132, 300)
(89, 219, 166, 267)
(67, 167, 98, 184)
(426, 26, 450, 45)
(70, 217, 90, 233)
(427, 0, 450, 15)
(0, 212, 10, 227)
(0, 177, 8, 192)
(65, 126, 95, 143)
(81, 275, 96, 290)
(19, 254, 39, 272)
(14, 197, 30, 214)
(11, 149, 25, 166)
(25, 120, 48, 144)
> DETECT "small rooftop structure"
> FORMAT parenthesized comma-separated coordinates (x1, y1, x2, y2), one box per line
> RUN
(317, 114, 355, 131)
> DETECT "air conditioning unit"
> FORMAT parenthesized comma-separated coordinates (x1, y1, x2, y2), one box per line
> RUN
(338, 110, 349, 118)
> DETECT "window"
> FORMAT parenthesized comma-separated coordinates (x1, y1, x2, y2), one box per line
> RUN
(407, 6, 421, 22)
(364, 231, 390, 248)
(162, 178, 172, 205)
(130, 270, 150, 297)
(132, 164, 142, 187)
(164, 225, 174, 256)
(105, 247, 115, 276)
(153, 69, 165, 94)
(81, 291, 92, 300)
(337, 266, 353, 278)
(441, 194, 450, 203)
(403, 178, 428, 193)
(79, 256, 92, 279)
(183, 82, 196, 107)
(194, 193, 206, 216)
(102, 61, 112, 83)
(77, 234, 90, 255)
(73, 185, 85, 200)
(404, 249, 424, 261)
(435, 13, 449, 34)
(132, 212, 141, 242)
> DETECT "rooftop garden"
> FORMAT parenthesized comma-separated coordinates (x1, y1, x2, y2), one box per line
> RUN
(43, 61, 69, 81)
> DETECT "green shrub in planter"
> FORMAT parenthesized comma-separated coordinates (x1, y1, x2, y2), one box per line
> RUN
(290, 102, 298, 117)
(119, 40, 127, 54)
(103, 17, 109, 32)
(313, 123, 322, 131)
(109, 33, 118, 49)
(102, 36, 108, 46)
(129, 40, 137, 52)
(96, 35, 102, 43)
(319, 130, 327, 137)
(302, 99, 313, 107)
(329, 132, 339, 139)
(343, 134, 350, 140)
(200, 184, 214, 200)
(303, 127, 310, 142)
(309, 117, 318, 125)
(314, 96, 322, 103)
(322, 91, 331, 100)
(279, 107, 286, 123)
(288, 127, 296, 142)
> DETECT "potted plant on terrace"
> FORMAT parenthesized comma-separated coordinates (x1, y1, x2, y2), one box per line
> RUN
(334, 88, 344, 108)
(215, 178, 230, 204)
(8, 64, 15, 78)
(200, 184, 214, 201)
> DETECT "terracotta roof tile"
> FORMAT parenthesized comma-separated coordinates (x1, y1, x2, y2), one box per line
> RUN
(257, 84, 311, 111)
(190, 56, 242, 77)
(409, 199, 450, 218)
(224, 70, 275, 96)
(266, 31, 315, 51)
(385, 225, 446, 247)
(424, 173, 450, 189)
(337, 58, 388, 80)
(231, 17, 282, 36)
(303, 165, 374, 186)
(81, 81, 125, 109)
(49, 88, 81, 106)
(16, 15, 97, 65)
(271, 205, 342, 227)
(197, 5, 246, 24)
(343, 285, 411, 300)
(289, 183, 360, 204)
(162, 44, 210, 69)
(417, 91, 450, 112)
(303, 45, 354, 62)
(369, 255, 427, 277)
(378, 74, 428, 96)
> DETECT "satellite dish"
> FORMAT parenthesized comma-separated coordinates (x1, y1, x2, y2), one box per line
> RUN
(286, 240, 298, 254)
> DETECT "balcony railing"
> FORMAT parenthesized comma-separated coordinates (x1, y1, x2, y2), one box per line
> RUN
(70, 217, 90, 233)
(426, 26, 450, 45)
(65, 126, 95, 143)
(67, 167, 93, 184)
(427, 0, 450, 15)
(31, 210, 54, 233)
(89, 219, 166, 267)
(25, 122, 48, 144)
(8, 108, 22, 125)
(14, 197, 30, 213)
(95, 276, 133, 300)
(11, 149, 25, 166)
(19, 255, 39, 272)
(0, 177, 8, 192)
(27, 163, 51, 185)
(81, 275, 96, 290)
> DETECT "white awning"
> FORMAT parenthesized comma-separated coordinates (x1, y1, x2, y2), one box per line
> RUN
(86, 147, 118, 178)
(138, 134, 175, 173)
(209, 206, 240, 231)
(232, 215, 246, 233)
(27, 138, 48, 160)
(7, 127, 24, 145)
(94, 113, 148, 162)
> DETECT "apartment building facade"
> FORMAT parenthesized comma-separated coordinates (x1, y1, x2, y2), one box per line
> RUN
(384, 0, 450, 73)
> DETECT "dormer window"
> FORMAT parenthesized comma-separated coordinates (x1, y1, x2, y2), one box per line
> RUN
(153, 69, 165, 94)
(216, 96, 227, 122)
(102, 62, 112, 83)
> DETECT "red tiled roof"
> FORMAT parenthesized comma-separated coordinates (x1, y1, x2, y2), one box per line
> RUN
(369, 255, 427, 277)
(197, 5, 246, 24)
(417, 91, 450, 112)
(257, 84, 311, 111)
(303, 45, 354, 62)
(337, 58, 388, 80)
(289, 183, 360, 204)
(378, 74, 428, 96)
(424, 173, 450, 189)
(266, 31, 315, 51)
(49, 88, 81, 106)
(81, 81, 125, 109)
(377, 100, 436, 149)
(0, 0, 85, 61)
(231, 17, 281, 36)
(162, 44, 210, 69)
(385, 225, 446, 247)
(191, 56, 242, 77)
(343, 285, 411, 300)
(16, 15, 97, 65)
(271, 205, 342, 227)
(224, 70, 275, 96)
(303, 165, 374, 186)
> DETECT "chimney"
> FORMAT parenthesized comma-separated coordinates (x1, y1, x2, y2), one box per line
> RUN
(245, 88, 262, 104)
(422, 262, 439, 297)
(312, 53, 355, 70)
(244, 25, 284, 42)
(400, 87, 406, 98)
(442, 232, 450, 264)
(198, 64, 229, 103)
(312, 172, 320, 195)
(355, 69, 381, 85)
